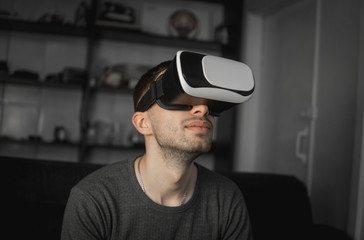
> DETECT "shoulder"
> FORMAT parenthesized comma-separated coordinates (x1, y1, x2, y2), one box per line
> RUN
(196, 164, 243, 196)
(197, 164, 236, 185)
(74, 158, 134, 194)
(195, 165, 250, 221)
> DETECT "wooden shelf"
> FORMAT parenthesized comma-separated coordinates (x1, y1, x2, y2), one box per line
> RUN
(91, 86, 134, 94)
(0, 137, 80, 147)
(95, 26, 222, 51)
(0, 75, 84, 90)
(0, 18, 88, 37)
(0, 18, 222, 51)
(86, 143, 144, 150)
(0, 137, 145, 150)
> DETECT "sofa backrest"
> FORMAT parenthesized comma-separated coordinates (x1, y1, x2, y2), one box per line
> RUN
(3, 157, 102, 240)
(220, 171, 313, 240)
(2, 157, 313, 240)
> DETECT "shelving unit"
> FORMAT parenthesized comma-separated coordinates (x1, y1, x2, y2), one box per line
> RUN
(0, 0, 243, 171)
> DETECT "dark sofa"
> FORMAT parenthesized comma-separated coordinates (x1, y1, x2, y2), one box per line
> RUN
(1, 156, 351, 240)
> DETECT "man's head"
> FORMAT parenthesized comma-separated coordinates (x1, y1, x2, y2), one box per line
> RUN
(131, 51, 254, 161)
(132, 58, 215, 161)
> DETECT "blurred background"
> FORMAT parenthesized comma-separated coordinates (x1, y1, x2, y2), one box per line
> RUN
(0, 0, 363, 239)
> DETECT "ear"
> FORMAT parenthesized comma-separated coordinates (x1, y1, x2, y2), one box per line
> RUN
(132, 112, 153, 136)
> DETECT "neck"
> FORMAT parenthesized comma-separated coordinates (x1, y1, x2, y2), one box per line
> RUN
(135, 154, 197, 206)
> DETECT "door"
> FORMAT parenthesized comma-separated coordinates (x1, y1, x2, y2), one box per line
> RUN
(256, 0, 317, 184)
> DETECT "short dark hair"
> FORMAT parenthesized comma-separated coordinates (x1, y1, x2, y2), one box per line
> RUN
(133, 60, 171, 111)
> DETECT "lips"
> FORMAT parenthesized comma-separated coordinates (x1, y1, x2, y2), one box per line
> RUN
(185, 120, 212, 133)
(186, 120, 211, 128)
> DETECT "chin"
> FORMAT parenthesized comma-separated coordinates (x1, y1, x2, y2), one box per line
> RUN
(188, 141, 212, 154)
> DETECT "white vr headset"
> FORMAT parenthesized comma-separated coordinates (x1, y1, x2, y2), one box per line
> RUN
(136, 50, 255, 116)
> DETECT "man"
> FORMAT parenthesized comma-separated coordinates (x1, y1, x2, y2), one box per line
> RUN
(61, 50, 254, 240)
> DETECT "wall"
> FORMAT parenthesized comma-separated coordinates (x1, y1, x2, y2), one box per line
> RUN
(237, 0, 361, 234)
(310, 0, 359, 230)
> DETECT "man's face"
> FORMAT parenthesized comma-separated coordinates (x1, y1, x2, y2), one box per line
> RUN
(147, 102, 215, 155)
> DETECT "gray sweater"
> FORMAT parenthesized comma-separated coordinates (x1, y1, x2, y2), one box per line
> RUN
(61, 157, 252, 240)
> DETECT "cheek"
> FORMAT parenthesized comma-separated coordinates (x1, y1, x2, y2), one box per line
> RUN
(207, 116, 215, 127)
(149, 109, 180, 132)
(209, 116, 215, 123)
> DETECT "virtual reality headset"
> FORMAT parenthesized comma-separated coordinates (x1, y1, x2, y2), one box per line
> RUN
(135, 50, 255, 116)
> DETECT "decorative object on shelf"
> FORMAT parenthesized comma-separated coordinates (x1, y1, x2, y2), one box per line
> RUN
(38, 11, 65, 24)
(99, 64, 150, 89)
(11, 69, 39, 81)
(86, 123, 97, 144)
(122, 64, 150, 89)
(215, 24, 229, 44)
(129, 127, 144, 146)
(97, 121, 114, 146)
(141, 2, 215, 41)
(87, 120, 139, 147)
(0, 61, 9, 74)
(45, 67, 87, 85)
(28, 135, 42, 142)
(61, 67, 87, 84)
(168, 9, 198, 39)
(87, 121, 115, 146)
(97, 1, 137, 29)
(100, 65, 126, 88)
(0, 9, 19, 20)
(54, 126, 67, 142)
(114, 122, 135, 147)
(74, 1, 90, 26)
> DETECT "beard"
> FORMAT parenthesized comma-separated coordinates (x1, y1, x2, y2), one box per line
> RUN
(151, 117, 213, 166)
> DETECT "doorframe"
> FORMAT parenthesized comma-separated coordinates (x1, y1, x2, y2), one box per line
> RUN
(349, 0, 364, 238)
(305, 0, 321, 195)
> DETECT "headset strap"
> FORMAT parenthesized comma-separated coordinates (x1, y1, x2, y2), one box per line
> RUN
(135, 77, 164, 112)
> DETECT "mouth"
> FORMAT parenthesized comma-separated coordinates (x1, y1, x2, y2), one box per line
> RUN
(185, 120, 212, 134)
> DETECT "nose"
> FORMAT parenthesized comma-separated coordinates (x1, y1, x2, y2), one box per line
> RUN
(190, 104, 210, 116)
